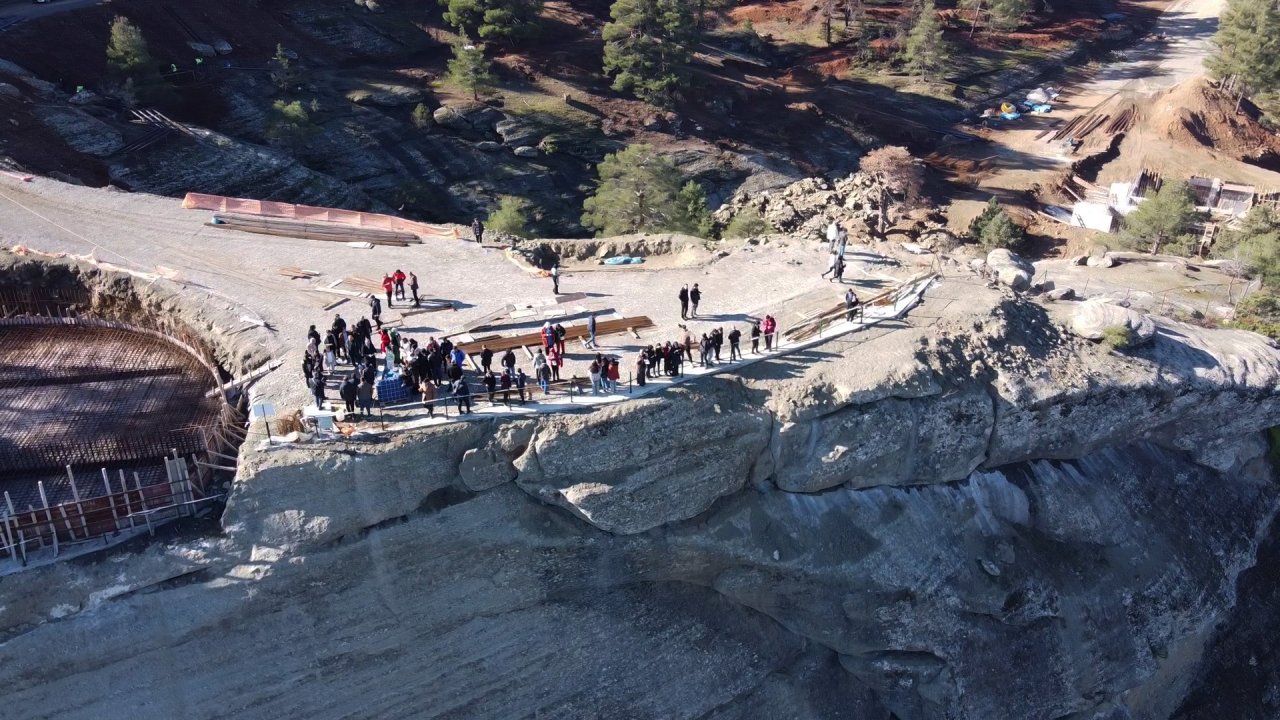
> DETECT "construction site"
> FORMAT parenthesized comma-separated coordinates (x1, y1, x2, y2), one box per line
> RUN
(0, 277, 244, 569)
(0, 0, 1278, 717)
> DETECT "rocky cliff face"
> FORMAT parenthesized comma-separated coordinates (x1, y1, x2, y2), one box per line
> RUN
(1, 265, 1277, 719)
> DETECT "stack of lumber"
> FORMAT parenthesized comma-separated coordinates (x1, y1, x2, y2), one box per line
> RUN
(455, 315, 654, 355)
(207, 214, 422, 247)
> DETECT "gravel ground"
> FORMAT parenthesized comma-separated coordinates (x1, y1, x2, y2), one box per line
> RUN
(0, 176, 923, 417)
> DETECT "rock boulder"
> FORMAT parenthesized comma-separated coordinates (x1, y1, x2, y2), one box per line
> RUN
(1068, 299, 1156, 345)
(986, 249, 1034, 291)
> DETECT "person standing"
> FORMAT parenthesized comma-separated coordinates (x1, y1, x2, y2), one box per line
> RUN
(845, 288, 861, 322)
(541, 322, 556, 352)
(550, 263, 561, 294)
(500, 369, 513, 405)
(472, 217, 484, 244)
(585, 312, 598, 349)
(836, 227, 848, 259)
(453, 377, 472, 414)
(480, 345, 494, 373)
(501, 348, 517, 375)
(689, 283, 701, 318)
(607, 358, 620, 393)
(728, 326, 742, 360)
(370, 295, 383, 329)
(409, 271, 420, 306)
(393, 269, 406, 301)
(678, 285, 689, 320)
(339, 375, 358, 414)
(554, 323, 567, 356)
(534, 349, 550, 394)
(826, 219, 839, 253)
(357, 376, 374, 418)
(699, 334, 713, 368)
(382, 274, 395, 308)
(548, 345, 562, 381)
(483, 369, 497, 404)
(635, 351, 647, 387)
(712, 327, 724, 361)
(763, 315, 776, 351)
(515, 369, 528, 403)
(833, 254, 846, 284)
(589, 358, 603, 395)
(419, 378, 437, 418)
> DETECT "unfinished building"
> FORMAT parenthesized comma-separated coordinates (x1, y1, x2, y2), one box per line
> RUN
(0, 284, 242, 569)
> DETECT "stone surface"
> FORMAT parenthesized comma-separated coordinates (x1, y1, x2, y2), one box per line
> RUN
(513, 145, 538, 158)
(986, 248, 1034, 291)
(514, 381, 772, 534)
(1068, 299, 1156, 343)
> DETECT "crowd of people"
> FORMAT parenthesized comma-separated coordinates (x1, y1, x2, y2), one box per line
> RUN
(299, 244, 865, 424)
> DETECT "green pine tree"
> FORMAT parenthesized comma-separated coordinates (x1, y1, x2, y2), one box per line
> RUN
(723, 206, 775, 238)
(1121, 180, 1202, 254)
(1209, 0, 1280, 100)
(602, 0, 696, 106)
(902, 0, 949, 82)
(105, 16, 173, 106)
(266, 99, 317, 147)
(487, 195, 535, 238)
(581, 145, 711, 237)
(439, 0, 543, 42)
(1216, 206, 1280, 287)
(446, 41, 497, 101)
(106, 16, 152, 74)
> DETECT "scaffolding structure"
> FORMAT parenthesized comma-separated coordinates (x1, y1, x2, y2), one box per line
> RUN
(0, 307, 244, 567)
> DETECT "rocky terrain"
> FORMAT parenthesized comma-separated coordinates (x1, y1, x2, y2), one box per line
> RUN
(1, 249, 1277, 719)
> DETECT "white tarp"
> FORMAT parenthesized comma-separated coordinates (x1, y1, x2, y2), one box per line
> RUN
(1071, 201, 1114, 232)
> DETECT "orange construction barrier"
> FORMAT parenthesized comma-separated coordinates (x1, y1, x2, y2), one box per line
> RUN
(182, 192, 460, 239)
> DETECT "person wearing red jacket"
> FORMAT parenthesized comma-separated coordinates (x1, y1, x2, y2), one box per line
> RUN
(382, 274, 394, 308)
(392, 269, 407, 301)
(762, 315, 777, 351)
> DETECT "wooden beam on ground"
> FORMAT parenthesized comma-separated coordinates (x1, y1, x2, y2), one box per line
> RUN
(455, 316, 654, 356)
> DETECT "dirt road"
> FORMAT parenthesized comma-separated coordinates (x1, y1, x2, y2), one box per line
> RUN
(0, 0, 107, 24)
(1089, 0, 1225, 96)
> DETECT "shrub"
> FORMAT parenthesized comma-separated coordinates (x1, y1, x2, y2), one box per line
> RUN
(969, 197, 1024, 251)
(265, 100, 317, 146)
(1231, 290, 1280, 339)
(723, 207, 774, 238)
(411, 103, 433, 130)
(1101, 324, 1134, 351)
(487, 195, 534, 238)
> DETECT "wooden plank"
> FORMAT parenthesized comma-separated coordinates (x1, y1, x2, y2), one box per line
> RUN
(455, 316, 654, 355)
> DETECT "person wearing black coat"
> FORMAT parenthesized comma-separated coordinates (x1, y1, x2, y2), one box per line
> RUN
(339, 376, 359, 413)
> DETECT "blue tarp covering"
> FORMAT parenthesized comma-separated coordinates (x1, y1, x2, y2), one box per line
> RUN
(377, 370, 411, 404)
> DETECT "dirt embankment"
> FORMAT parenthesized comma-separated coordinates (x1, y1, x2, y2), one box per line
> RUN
(1151, 77, 1280, 169)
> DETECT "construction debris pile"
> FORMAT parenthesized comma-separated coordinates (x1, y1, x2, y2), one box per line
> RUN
(713, 172, 958, 247)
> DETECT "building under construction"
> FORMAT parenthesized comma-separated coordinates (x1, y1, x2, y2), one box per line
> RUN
(0, 286, 243, 568)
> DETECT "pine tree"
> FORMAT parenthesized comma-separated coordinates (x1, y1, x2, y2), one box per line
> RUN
(446, 42, 497, 101)
(602, 0, 696, 106)
(106, 16, 152, 75)
(961, 0, 1028, 33)
(1121, 181, 1202, 254)
(581, 145, 711, 237)
(487, 195, 535, 238)
(902, 0, 949, 82)
(1209, 0, 1280, 101)
(439, 0, 543, 42)
(1217, 206, 1280, 286)
(105, 16, 172, 105)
